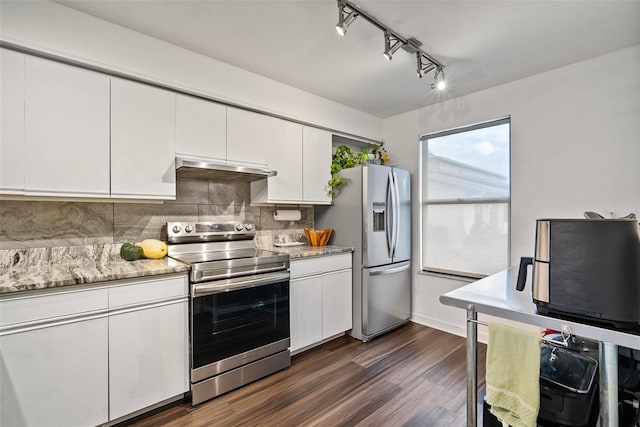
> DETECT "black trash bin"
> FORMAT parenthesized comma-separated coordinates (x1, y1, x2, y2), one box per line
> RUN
(483, 343, 599, 427)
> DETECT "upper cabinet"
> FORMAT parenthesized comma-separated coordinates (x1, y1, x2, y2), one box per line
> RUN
(111, 79, 176, 200)
(302, 127, 332, 204)
(175, 94, 226, 161)
(226, 108, 269, 167)
(25, 56, 111, 197)
(253, 120, 304, 203)
(0, 49, 25, 194)
(251, 123, 332, 205)
(0, 49, 111, 197)
(0, 50, 339, 204)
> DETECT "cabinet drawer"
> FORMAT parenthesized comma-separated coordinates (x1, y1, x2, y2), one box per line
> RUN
(0, 288, 108, 327)
(290, 258, 323, 279)
(322, 254, 352, 272)
(108, 275, 188, 308)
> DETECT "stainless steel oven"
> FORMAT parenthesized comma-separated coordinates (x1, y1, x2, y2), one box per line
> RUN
(166, 222, 290, 406)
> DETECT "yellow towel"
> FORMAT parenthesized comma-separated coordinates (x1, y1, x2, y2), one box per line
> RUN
(485, 323, 541, 427)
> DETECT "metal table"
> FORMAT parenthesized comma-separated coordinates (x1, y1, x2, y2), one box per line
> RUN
(439, 266, 640, 427)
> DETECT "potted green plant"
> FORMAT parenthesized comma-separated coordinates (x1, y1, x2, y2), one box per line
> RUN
(328, 143, 389, 197)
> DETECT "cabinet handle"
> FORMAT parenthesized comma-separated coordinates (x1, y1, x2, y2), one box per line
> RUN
(0, 309, 110, 336)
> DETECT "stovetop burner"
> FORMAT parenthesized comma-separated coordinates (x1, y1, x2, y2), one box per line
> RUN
(165, 221, 289, 283)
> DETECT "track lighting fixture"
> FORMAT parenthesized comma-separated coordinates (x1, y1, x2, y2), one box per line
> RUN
(336, 0, 358, 36)
(383, 31, 403, 61)
(416, 53, 435, 78)
(335, 0, 446, 88)
(431, 67, 446, 90)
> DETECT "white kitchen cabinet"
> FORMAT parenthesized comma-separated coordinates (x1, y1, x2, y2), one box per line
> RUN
(227, 107, 271, 167)
(289, 253, 353, 353)
(322, 269, 353, 338)
(302, 126, 332, 204)
(290, 275, 323, 351)
(0, 288, 109, 427)
(251, 124, 333, 205)
(111, 78, 176, 199)
(0, 274, 189, 426)
(24, 55, 110, 197)
(108, 275, 189, 421)
(251, 119, 303, 203)
(176, 94, 227, 161)
(0, 48, 25, 194)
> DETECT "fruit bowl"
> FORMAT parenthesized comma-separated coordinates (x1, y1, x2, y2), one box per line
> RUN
(304, 228, 333, 246)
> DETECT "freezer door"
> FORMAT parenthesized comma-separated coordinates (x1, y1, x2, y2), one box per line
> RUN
(363, 164, 393, 267)
(362, 261, 411, 338)
(392, 167, 411, 263)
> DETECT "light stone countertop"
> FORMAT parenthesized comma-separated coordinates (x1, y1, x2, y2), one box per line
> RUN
(0, 243, 353, 295)
(0, 244, 189, 294)
(271, 245, 354, 259)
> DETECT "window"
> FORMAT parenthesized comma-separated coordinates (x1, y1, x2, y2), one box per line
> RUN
(420, 117, 510, 278)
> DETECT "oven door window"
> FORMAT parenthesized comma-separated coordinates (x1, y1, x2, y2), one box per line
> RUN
(192, 281, 289, 370)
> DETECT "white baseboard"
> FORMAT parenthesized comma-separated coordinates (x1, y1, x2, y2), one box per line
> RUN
(411, 314, 489, 344)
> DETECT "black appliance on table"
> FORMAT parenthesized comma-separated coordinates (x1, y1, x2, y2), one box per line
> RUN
(515, 218, 640, 329)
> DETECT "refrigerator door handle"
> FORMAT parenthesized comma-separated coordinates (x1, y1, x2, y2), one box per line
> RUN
(391, 170, 400, 259)
(385, 170, 393, 258)
(369, 262, 411, 276)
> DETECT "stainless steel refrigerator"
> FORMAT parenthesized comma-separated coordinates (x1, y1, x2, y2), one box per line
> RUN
(315, 163, 411, 341)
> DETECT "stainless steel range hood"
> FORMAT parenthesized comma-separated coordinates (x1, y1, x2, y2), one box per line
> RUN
(175, 156, 276, 182)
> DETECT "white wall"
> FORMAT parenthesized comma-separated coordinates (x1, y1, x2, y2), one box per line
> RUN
(0, 1, 381, 141)
(383, 45, 640, 338)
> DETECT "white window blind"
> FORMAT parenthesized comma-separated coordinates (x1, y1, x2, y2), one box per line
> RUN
(420, 117, 511, 278)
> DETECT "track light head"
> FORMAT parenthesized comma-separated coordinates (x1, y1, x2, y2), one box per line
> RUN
(416, 53, 435, 78)
(383, 31, 403, 61)
(431, 67, 446, 90)
(336, 1, 358, 36)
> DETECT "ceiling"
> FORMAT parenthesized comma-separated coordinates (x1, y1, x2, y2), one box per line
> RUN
(55, 0, 640, 118)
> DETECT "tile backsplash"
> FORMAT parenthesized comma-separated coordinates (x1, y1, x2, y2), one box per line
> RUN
(0, 177, 313, 250)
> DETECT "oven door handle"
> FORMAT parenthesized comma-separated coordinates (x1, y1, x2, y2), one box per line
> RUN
(192, 271, 290, 297)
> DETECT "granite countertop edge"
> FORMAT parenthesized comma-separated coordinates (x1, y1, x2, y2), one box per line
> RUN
(0, 258, 190, 295)
(272, 245, 354, 259)
(0, 244, 354, 295)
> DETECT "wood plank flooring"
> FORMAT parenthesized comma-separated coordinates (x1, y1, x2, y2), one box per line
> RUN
(127, 322, 486, 427)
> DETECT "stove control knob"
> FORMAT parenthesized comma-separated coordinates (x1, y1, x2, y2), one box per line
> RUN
(184, 225, 194, 233)
(235, 223, 244, 231)
(172, 225, 181, 233)
(245, 224, 253, 231)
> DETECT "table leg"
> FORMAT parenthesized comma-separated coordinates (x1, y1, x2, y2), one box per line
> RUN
(467, 304, 478, 427)
(599, 341, 619, 427)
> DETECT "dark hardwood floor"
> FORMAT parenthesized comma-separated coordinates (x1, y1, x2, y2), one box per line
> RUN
(129, 322, 486, 427)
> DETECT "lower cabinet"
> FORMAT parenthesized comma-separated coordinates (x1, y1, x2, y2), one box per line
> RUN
(290, 275, 323, 350)
(0, 273, 189, 426)
(290, 253, 352, 353)
(0, 316, 109, 427)
(108, 294, 189, 420)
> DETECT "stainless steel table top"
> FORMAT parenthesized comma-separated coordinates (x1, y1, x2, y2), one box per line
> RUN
(439, 266, 640, 349)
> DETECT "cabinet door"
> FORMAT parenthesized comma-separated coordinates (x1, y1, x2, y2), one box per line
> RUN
(111, 79, 176, 199)
(109, 301, 189, 420)
(0, 49, 25, 194)
(226, 108, 269, 166)
(176, 94, 226, 160)
(290, 277, 323, 352)
(322, 269, 353, 338)
(265, 120, 303, 201)
(302, 127, 332, 204)
(0, 319, 109, 427)
(24, 56, 110, 196)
